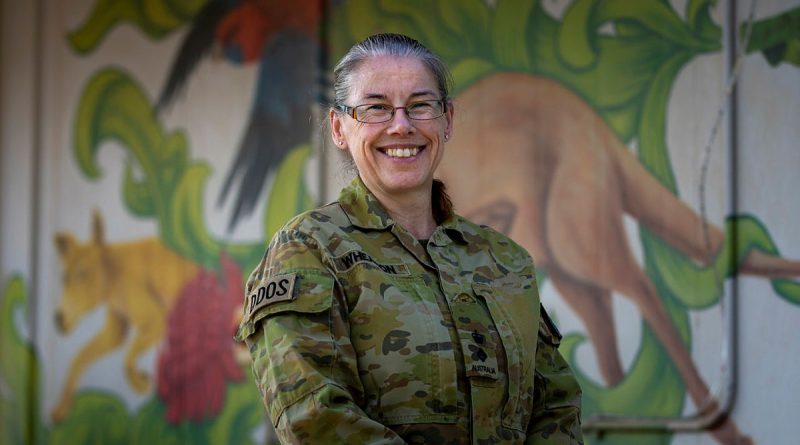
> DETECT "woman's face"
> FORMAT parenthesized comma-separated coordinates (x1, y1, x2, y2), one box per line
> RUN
(331, 56, 453, 200)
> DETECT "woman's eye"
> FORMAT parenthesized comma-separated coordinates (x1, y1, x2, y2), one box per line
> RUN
(409, 102, 433, 111)
(365, 104, 391, 112)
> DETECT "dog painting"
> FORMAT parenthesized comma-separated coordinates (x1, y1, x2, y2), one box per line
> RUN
(51, 211, 198, 422)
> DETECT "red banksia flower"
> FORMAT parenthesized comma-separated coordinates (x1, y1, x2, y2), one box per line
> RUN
(157, 254, 244, 423)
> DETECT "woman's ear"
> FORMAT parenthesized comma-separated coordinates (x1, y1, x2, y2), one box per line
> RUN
(330, 109, 347, 150)
(444, 100, 454, 141)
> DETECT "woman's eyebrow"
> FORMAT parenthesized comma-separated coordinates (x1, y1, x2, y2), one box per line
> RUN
(409, 90, 437, 98)
(361, 93, 388, 101)
(359, 90, 437, 101)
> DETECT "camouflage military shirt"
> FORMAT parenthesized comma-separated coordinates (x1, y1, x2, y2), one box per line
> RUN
(236, 177, 583, 444)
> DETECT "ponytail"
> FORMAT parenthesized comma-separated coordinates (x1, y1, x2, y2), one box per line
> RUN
(432, 179, 454, 224)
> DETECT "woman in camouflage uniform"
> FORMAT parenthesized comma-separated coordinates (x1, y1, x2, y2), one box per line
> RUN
(236, 33, 583, 444)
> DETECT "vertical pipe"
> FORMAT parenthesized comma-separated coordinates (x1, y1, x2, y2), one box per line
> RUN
(317, 0, 330, 205)
(723, 0, 741, 423)
(28, 0, 45, 441)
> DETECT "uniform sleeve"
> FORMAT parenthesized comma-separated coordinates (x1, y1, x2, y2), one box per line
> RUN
(525, 305, 584, 445)
(236, 230, 406, 444)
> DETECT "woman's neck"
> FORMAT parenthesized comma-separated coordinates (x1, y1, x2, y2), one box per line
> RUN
(372, 186, 436, 240)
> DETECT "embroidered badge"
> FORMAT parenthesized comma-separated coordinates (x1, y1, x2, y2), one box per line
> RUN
(246, 273, 297, 319)
(332, 250, 410, 275)
(469, 363, 497, 377)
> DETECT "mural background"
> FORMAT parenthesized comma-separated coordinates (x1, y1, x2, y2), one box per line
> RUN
(1, 0, 799, 444)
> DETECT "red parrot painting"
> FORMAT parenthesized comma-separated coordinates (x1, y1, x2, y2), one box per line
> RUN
(158, 0, 327, 231)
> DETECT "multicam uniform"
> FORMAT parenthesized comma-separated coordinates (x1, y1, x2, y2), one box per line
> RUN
(236, 178, 583, 444)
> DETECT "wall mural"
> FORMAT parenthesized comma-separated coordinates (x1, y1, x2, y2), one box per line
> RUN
(2, 0, 800, 444)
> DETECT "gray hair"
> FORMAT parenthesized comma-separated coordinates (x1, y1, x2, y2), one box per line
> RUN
(332, 33, 452, 106)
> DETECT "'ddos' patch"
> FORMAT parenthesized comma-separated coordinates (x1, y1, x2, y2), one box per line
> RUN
(246, 273, 297, 320)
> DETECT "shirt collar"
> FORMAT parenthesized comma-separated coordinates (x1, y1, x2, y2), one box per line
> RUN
(439, 214, 468, 245)
(338, 176, 394, 230)
(338, 176, 468, 244)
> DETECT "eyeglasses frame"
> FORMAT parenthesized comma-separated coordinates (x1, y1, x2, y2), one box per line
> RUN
(335, 99, 449, 124)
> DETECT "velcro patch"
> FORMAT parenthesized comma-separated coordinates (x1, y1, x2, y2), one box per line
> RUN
(246, 273, 297, 320)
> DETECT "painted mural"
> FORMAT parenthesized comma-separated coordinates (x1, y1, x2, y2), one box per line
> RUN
(2, 0, 800, 444)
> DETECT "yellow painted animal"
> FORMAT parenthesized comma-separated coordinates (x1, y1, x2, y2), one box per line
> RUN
(52, 211, 198, 422)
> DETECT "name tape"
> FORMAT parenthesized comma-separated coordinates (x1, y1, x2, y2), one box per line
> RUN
(246, 273, 297, 319)
(333, 250, 409, 275)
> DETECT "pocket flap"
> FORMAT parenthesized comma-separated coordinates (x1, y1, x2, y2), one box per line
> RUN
(538, 304, 562, 346)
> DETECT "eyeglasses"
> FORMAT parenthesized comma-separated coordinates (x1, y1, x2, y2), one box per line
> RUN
(336, 99, 447, 124)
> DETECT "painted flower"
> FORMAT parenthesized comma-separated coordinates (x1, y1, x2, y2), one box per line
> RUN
(156, 254, 244, 423)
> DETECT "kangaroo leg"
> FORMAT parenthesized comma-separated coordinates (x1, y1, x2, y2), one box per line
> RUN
(613, 144, 719, 260)
(543, 144, 631, 385)
(614, 140, 799, 281)
(739, 249, 800, 278)
(616, 265, 753, 445)
(544, 144, 701, 395)
(548, 268, 624, 386)
(51, 310, 127, 422)
(547, 149, 753, 444)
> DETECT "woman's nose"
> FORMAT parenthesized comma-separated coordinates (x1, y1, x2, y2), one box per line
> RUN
(387, 108, 416, 134)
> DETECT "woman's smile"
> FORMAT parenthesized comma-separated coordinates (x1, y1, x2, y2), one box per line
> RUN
(379, 144, 424, 160)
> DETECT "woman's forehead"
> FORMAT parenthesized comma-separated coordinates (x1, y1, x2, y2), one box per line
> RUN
(349, 56, 438, 100)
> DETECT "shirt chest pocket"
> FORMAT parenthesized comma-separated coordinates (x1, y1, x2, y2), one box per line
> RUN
(449, 293, 502, 382)
(345, 267, 459, 426)
(471, 281, 539, 433)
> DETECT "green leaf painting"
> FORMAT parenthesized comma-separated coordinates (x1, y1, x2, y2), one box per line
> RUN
(1, 277, 46, 445)
(745, 6, 800, 67)
(265, 144, 316, 242)
(45, 384, 263, 445)
(68, 0, 206, 54)
(49, 392, 129, 445)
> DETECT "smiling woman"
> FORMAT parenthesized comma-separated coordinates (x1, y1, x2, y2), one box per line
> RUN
(330, 54, 453, 239)
(235, 33, 584, 444)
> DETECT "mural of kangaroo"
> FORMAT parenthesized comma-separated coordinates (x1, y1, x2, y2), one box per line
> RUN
(438, 72, 800, 445)
(51, 211, 198, 422)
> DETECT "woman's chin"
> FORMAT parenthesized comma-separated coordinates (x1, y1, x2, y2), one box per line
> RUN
(375, 174, 432, 196)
